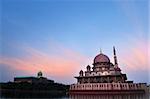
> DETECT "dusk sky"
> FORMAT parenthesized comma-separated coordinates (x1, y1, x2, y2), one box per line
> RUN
(0, 0, 149, 84)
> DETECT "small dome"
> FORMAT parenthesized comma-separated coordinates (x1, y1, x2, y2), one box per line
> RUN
(79, 70, 83, 76)
(86, 65, 91, 69)
(94, 53, 110, 63)
(86, 65, 91, 71)
(79, 70, 83, 73)
(37, 71, 43, 78)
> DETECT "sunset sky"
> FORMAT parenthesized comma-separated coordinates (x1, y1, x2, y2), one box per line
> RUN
(1, 0, 149, 84)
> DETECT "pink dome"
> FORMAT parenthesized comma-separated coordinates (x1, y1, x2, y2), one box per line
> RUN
(94, 53, 110, 63)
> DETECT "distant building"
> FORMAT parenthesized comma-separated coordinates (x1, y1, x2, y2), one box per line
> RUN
(70, 47, 149, 94)
(14, 71, 54, 84)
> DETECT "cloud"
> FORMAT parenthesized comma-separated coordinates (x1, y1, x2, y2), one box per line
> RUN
(119, 39, 149, 83)
(120, 44, 148, 71)
(0, 43, 88, 84)
(0, 39, 149, 84)
(116, 0, 149, 83)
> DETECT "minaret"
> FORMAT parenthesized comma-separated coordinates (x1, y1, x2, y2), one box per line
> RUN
(113, 46, 118, 67)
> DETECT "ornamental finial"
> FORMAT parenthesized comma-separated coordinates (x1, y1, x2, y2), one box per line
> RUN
(100, 48, 102, 54)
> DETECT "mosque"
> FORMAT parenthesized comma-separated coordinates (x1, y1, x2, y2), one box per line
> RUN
(70, 47, 149, 94)
(76, 47, 128, 84)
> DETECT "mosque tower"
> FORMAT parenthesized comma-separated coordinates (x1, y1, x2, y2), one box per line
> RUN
(113, 46, 118, 68)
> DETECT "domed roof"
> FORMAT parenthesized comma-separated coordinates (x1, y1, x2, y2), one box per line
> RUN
(79, 70, 83, 73)
(86, 65, 91, 68)
(37, 71, 43, 78)
(94, 53, 110, 63)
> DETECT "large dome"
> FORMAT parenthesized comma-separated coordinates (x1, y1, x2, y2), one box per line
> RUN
(94, 53, 110, 63)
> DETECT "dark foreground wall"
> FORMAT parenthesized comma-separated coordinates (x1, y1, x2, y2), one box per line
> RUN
(0, 82, 70, 98)
(69, 94, 149, 99)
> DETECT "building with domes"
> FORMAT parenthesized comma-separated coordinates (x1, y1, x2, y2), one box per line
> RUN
(14, 71, 54, 84)
(70, 47, 148, 95)
(76, 47, 127, 84)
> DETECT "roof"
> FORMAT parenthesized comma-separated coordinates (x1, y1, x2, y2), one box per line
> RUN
(14, 76, 37, 79)
(14, 76, 36, 78)
(94, 53, 110, 63)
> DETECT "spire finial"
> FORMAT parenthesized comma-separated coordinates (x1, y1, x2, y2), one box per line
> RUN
(100, 48, 102, 54)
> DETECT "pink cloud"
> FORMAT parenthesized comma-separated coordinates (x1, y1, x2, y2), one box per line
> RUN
(0, 45, 88, 84)
(119, 41, 148, 72)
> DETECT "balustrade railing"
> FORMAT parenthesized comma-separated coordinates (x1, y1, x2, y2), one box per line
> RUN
(70, 83, 147, 91)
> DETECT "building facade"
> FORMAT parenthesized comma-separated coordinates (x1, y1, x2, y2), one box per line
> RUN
(76, 47, 127, 84)
(70, 47, 149, 95)
(14, 71, 54, 84)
